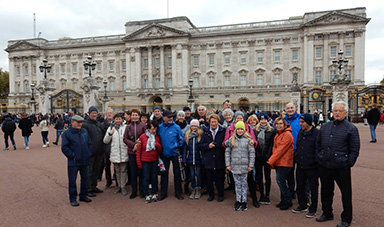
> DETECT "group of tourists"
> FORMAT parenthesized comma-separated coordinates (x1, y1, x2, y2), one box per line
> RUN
(57, 99, 362, 227)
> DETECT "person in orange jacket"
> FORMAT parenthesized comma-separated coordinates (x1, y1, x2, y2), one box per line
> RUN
(267, 117, 294, 210)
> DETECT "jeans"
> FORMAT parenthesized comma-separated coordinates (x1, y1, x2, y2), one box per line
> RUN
(24, 136, 29, 147)
(41, 131, 49, 144)
(189, 164, 202, 189)
(369, 124, 377, 141)
(55, 129, 64, 143)
(161, 155, 182, 195)
(68, 165, 89, 202)
(142, 161, 158, 195)
(276, 166, 292, 205)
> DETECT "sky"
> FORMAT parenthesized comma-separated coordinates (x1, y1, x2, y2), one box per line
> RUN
(1, 0, 383, 84)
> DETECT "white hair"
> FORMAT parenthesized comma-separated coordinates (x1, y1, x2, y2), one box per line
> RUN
(222, 108, 234, 117)
(198, 105, 207, 111)
(332, 101, 349, 112)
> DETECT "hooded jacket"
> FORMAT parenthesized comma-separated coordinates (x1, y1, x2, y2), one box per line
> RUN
(267, 125, 294, 169)
(136, 132, 162, 168)
(295, 126, 319, 169)
(224, 134, 255, 174)
(61, 126, 92, 166)
(157, 121, 185, 158)
(18, 118, 33, 137)
(103, 124, 128, 163)
(1, 117, 16, 133)
(182, 134, 203, 165)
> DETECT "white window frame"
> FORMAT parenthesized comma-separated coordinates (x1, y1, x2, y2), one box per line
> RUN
(274, 50, 281, 62)
(274, 74, 281, 85)
(257, 74, 263, 86)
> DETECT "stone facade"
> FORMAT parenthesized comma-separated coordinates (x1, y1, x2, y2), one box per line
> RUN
(5, 7, 370, 115)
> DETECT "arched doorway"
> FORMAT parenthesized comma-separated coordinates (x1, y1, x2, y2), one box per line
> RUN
(147, 96, 163, 113)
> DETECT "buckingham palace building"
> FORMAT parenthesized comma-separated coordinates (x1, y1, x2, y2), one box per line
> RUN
(5, 7, 370, 115)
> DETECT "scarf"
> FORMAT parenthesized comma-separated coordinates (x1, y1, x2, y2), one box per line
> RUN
(257, 125, 268, 150)
(145, 129, 156, 152)
(189, 131, 199, 140)
(176, 120, 187, 130)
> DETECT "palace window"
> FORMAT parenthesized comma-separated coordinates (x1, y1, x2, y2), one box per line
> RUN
(315, 47, 322, 59)
(155, 58, 160, 69)
(72, 63, 77, 73)
(257, 52, 263, 63)
(315, 71, 322, 84)
(330, 70, 336, 81)
(143, 59, 148, 69)
(224, 54, 230, 65)
(208, 55, 215, 65)
(109, 81, 115, 91)
(193, 56, 199, 66)
(274, 74, 281, 85)
(97, 62, 102, 71)
(155, 78, 160, 89)
(224, 76, 230, 87)
(240, 75, 247, 86)
(209, 76, 215, 87)
(167, 57, 172, 67)
(122, 60, 126, 70)
(24, 65, 28, 74)
(122, 80, 127, 90)
(73, 82, 78, 90)
(257, 74, 263, 86)
(61, 64, 66, 73)
(193, 77, 199, 88)
(274, 50, 281, 62)
(109, 61, 114, 71)
(330, 46, 337, 58)
(240, 53, 247, 64)
(345, 45, 352, 57)
(168, 77, 173, 88)
(144, 79, 149, 89)
(292, 49, 299, 61)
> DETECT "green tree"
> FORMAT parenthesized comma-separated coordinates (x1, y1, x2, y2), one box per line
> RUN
(381, 77, 384, 86)
(0, 68, 9, 99)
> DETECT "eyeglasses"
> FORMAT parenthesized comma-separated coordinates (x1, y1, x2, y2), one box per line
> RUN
(275, 122, 284, 125)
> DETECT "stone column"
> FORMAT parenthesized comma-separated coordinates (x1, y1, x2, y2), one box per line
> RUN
(324, 95, 330, 120)
(134, 47, 141, 90)
(354, 30, 366, 83)
(303, 95, 309, 113)
(181, 44, 189, 88)
(148, 46, 153, 88)
(171, 44, 178, 88)
(160, 45, 165, 88)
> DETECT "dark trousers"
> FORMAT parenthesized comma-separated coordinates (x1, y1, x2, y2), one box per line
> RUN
(276, 167, 292, 205)
(206, 168, 225, 198)
(4, 132, 15, 148)
(296, 167, 319, 212)
(41, 131, 49, 144)
(247, 170, 257, 202)
(68, 165, 89, 202)
(129, 154, 143, 194)
(88, 155, 103, 191)
(142, 161, 158, 196)
(161, 155, 182, 195)
(104, 153, 113, 186)
(287, 160, 296, 197)
(319, 166, 353, 223)
(255, 159, 272, 198)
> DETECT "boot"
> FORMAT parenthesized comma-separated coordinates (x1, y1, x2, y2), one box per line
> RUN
(194, 187, 201, 199)
(184, 183, 191, 195)
(251, 190, 260, 208)
(189, 188, 196, 199)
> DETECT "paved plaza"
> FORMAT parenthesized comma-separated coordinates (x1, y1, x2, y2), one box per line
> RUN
(0, 123, 383, 227)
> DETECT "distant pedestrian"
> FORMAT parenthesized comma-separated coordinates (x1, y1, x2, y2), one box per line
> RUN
(61, 115, 92, 207)
(39, 116, 50, 147)
(366, 104, 380, 143)
(53, 114, 65, 145)
(18, 113, 33, 150)
(2, 113, 17, 150)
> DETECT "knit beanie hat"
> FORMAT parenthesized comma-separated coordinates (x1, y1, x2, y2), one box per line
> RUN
(183, 106, 191, 112)
(153, 105, 161, 111)
(235, 121, 246, 131)
(88, 106, 98, 113)
(190, 119, 200, 127)
(177, 110, 185, 117)
(234, 111, 245, 120)
(259, 112, 269, 120)
(300, 113, 313, 125)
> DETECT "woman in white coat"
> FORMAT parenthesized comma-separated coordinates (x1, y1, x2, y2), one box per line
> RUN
(103, 113, 129, 195)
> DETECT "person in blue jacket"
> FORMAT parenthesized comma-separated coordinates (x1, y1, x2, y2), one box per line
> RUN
(157, 110, 185, 201)
(61, 115, 93, 207)
(284, 103, 301, 199)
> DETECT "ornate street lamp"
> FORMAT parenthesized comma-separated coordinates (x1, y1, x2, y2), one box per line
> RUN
(83, 56, 96, 77)
(103, 80, 108, 101)
(30, 83, 36, 113)
(187, 78, 195, 110)
(39, 59, 52, 79)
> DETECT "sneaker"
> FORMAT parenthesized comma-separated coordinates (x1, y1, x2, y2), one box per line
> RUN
(46, 142, 50, 147)
(42, 144, 47, 148)
(292, 206, 308, 213)
(145, 195, 152, 203)
(234, 201, 242, 211)
(194, 187, 202, 199)
(260, 197, 271, 205)
(279, 203, 293, 210)
(190, 188, 196, 199)
(53, 142, 58, 145)
(306, 212, 316, 218)
(121, 188, 128, 196)
(26, 146, 30, 150)
(3, 147, 9, 150)
(152, 194, 158, 202)
(114, 188, 121, 194)
(241, 202, 248, 211)
(13, 146, 16, 150)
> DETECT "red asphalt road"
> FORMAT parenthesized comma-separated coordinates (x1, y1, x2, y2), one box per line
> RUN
(0, 124, 383, 227)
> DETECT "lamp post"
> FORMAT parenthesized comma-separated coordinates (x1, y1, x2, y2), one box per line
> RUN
(330, 49, 351, 108)
(102, 80, 109, 113)
(30, 84, 36, 114)
(187, 78, 195, 110)
(84, 56, 96, 77)
(39, 59, 51, 79)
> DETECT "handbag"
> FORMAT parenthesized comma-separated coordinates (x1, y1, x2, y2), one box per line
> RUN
(158, 157, 166, 172)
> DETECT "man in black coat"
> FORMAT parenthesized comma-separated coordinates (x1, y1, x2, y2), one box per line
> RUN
(2, 113, 17, 150)
(315, 102, 360, 227)
(367, 104, 381, 143)
(292, 113, 319, 218)
(82, 106, 105, 197)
